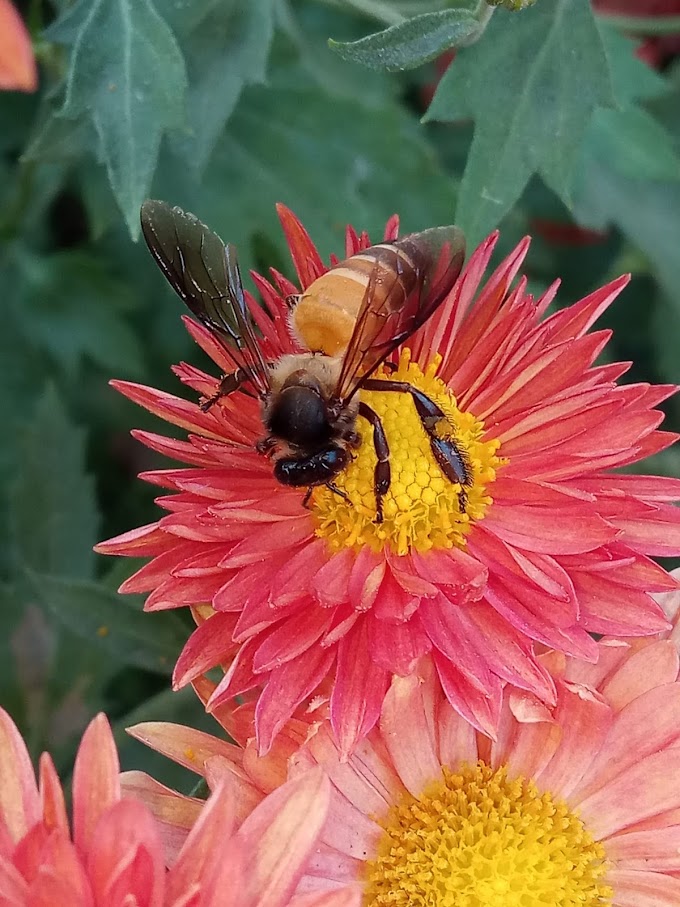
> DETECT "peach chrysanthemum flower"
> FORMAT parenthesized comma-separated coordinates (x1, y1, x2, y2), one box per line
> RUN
(127, 575, 680, 906)
(0, 708, 358, 907)
(96, 207, 680, 755)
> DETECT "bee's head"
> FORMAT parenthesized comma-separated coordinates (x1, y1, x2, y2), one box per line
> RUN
(266, 382, 331, 448)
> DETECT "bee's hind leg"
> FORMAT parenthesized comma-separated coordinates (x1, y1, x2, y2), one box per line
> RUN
(361, 378, 472, 513)
(358, 402, 390, 524)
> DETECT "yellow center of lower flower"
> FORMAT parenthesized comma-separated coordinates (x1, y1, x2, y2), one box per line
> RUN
(310, 350, 503, 556)
(364, 763, 612, 907)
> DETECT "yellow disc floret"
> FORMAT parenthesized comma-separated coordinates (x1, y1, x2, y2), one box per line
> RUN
(364, 762, 612, 907)
(311, 349, 503, 556)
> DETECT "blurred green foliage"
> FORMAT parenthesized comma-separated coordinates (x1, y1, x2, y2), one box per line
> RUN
(1, 0, 679, 787)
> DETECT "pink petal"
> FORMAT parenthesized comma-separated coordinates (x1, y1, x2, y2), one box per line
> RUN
(72, 715, 121, 857)
(126, 723, 242, 778)
(331, 619, 388, 758)
(276, 204, 325, 289)
(38, 753, 68, 836)
(237, 770, 330, 907)
(312, 549, 353, 607)
(379, 672, 440, 797)
(533, 681, 612, 798)
(253, 608, 335, 673)
(208, 639, 262, 708)
(0, 0, 37, 92)
(433, 651, 502, 738)
(256, 647, 335, 755)
(570, 683, 680, 804)
(0, 855, 29, 904)
(219, 518, 313, 568)
(119, 772, 201, 866)
(292, 888, 361, 907)
(501, 698, 561, 782)
(347, 548, 385, 613)
(269, 540, 328, 608)
(460, 598, 557, 702)
(87, 800, 164, 907)
(482, 503, 617, 554)
(303, 725, 402, 817)
(573, 572, 670, 636)
(166, 781, 235, 905)
(93, 522, 173, 557)
(173, 612, 239, 688)
(419, 594, 496, 695)
(606, 869, 680, 906)
(0, 708, 40, 844)
(438, 705, 479, 769)
(601, 640, 679, 709)
(368, 613, 431, 676)
(411, 547, 487, 604)
(539, 274, 628, 343)
(575, 750, 680, 839)
(110, 380, 226, 440)
(607, 825, 680, 871)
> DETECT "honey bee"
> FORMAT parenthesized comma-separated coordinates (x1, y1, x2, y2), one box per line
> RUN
(140, 200, 469, 522)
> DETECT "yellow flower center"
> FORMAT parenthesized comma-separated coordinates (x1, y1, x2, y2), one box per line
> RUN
(310, 350, 503, 556)
(364, 762, 612, 907)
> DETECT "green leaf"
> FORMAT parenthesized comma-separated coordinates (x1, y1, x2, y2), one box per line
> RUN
(646, 61, 680, 151)
(8, 386, 99, 579)
(13, 250, 145, 377)
(425, 0, 616, 246)
(653, 292, 680, 385)
(574, 157, 680, 299)
(329, 8, 479, 71)
(273, 0, 393, 108)
(46, 0, 187, 238)
(31, 574, 188, 676)
(588, 107, 680, 183)
(171, 0, 275, 172)
(158, 80, 457, 278)
(598, 24, 667, 106)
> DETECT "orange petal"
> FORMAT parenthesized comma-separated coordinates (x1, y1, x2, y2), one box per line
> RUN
(0, 0, 37, 92)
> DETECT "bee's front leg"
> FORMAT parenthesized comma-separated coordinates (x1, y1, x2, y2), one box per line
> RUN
(256, 435, 277, 456)
(200, 367, 249, 412)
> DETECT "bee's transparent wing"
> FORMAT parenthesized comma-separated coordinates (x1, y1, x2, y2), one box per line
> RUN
(140, 199, 270, 396)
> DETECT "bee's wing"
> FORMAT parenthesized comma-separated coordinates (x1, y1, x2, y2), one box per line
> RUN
(140, 199, 270, 396)
(335, 227, 465, 402)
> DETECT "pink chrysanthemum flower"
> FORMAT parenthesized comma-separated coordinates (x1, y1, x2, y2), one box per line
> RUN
(127, 574, 680, 906)
(96, 207, 680, 755)
(0, 708, 358, 907)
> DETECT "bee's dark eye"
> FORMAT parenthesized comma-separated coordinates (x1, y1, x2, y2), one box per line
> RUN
(268, 386, 331, 447)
